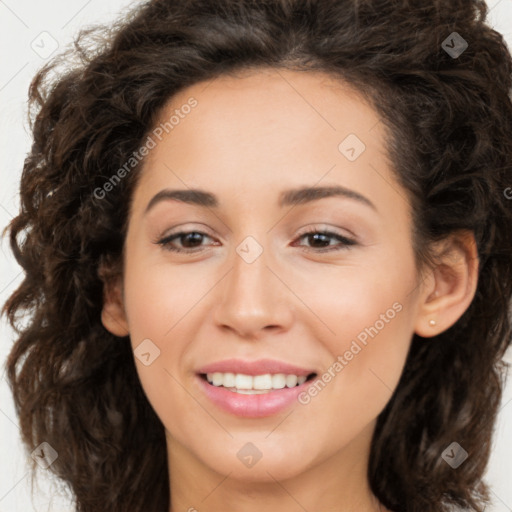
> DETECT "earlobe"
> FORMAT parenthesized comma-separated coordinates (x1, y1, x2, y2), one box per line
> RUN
(101, 278, 130, 337)
(414, 230, 479, 338)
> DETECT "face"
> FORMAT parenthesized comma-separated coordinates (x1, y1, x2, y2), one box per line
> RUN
(109, 68, 426, 483)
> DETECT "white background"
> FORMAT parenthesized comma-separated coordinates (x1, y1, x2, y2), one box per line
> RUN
(1, 1, 511, 511)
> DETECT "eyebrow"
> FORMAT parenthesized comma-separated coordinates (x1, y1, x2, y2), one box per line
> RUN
(144, 185, 376, 214)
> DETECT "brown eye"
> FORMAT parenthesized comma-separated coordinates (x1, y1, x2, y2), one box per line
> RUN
(294, 229, 356, 252)
(157, 231, 215, 253)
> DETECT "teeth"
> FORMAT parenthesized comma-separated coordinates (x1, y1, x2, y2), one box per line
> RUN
(205, 372, 308, 391)
(272, 373, 286, 389)
(235, 374, 253, 389)
(286, 374, 298, 387)
(222, 372, 236, 387)
(212, 372, 224, 386)
(253, 374, 272, 389)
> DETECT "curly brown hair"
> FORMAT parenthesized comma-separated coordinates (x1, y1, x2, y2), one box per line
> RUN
(3, 0, 512, 511)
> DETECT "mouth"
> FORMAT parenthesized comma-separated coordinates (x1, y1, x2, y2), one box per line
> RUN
(196, 370, 318, 418)
(195, 358, 319, 417)
(199, 371, 318, 394)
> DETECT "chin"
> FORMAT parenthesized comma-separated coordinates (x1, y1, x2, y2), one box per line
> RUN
(193, 437, 319, 482)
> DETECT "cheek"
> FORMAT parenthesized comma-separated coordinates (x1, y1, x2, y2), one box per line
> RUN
(318, 313, 411, 438)
(293, 248, 415, 344)
(120, 247, 196, 417)
(122, 250, 208, 342)
(122, 268, 194, 432)
(296, 255, 417, 424)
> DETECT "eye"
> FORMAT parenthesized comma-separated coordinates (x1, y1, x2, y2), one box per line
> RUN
(156, 230, 216, 253)
(155, 226, 357, 254)
(293, 226, 357, 252)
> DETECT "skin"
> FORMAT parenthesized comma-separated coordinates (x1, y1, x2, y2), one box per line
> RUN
(102, 68, 478, 512)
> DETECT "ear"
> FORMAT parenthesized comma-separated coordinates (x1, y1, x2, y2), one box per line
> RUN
(100, 275, 130, 338)
(414, 230, 479, 337)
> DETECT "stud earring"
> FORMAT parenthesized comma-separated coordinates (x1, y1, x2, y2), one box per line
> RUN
(429, 319, 437, 326)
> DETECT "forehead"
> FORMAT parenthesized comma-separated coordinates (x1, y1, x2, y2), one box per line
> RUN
(140, 68, 389, 181)
(129, 68, 410, 228)
(152, 67, 382, 147)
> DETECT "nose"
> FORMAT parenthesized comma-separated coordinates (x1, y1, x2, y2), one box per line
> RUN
(213, 238, 294, 340)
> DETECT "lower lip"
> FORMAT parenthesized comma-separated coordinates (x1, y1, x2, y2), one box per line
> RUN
(197, 375, 313, 418)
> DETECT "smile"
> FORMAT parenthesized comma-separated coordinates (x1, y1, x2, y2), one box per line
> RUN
(197, 371, 318, 417)
(203, 372, 313, 393)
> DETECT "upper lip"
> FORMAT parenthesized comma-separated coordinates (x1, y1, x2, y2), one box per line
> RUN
(196, 358, 316, 377)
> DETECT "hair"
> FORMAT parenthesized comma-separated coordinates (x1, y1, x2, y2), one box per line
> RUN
(3, 0, 512, 511)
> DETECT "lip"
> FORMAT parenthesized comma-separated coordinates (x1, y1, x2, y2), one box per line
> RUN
(197, 374, 315, 418)
(195, 358, 317, 418)
(196, 358, 316, 376)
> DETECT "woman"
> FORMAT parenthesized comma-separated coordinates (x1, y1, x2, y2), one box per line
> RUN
(3, 0, 512, 511)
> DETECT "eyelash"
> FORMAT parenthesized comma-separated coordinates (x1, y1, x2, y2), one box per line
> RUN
(155, 227, 357, 254)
